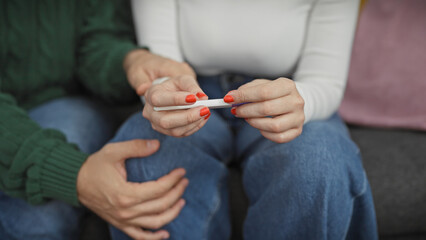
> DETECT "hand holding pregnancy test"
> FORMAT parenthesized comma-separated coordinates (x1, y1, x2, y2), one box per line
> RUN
(141, 77, 242, 111)
(142, 75, 213, 137)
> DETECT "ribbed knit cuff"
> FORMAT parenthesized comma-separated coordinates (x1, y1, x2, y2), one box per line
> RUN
(32, 145, 88, 206)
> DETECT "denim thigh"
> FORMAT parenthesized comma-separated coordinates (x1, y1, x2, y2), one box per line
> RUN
(199, 75, 377, 239)
(109, 111, 233, 240)
(239, 114, 377, 240)
(0, 97, 118, 240)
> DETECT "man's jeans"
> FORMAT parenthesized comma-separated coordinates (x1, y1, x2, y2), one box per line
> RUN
(110, 75, 378, 240)
(0, 97, 118, 240)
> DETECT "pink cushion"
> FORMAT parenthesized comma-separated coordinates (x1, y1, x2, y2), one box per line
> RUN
(339, 0, 426, 130)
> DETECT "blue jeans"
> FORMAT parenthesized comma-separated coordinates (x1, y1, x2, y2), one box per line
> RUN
(0, 97, 118, 240)
(110, 75, 378, 240)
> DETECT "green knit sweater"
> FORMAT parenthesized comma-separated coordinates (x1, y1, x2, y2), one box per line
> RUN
(0, 0, 139, 206)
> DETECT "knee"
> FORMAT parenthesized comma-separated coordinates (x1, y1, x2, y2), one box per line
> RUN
(124, 135, 229, 183)
(112, 112, 163, 142)
(243, 134, 365, 198)
(117, 112, 233, 182)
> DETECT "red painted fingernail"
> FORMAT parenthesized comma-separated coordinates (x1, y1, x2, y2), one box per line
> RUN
(204, 112, 211, 120)
(231, 108, 237, 115)
(196, 92, 207, 98)
(185, 94, 196, 103)
(200, 107, 210, 117)
(224, 95, 234, 103)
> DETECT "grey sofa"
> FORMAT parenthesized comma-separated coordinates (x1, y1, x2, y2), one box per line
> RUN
(79, 124, 426, 240)
(349, 126, 426, 240)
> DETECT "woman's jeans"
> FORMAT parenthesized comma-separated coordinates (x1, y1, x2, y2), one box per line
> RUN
(0, 97, 118, 240)
(110, 75, 378, 240)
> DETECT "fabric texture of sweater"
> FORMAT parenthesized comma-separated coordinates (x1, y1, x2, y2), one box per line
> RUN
(0, 0, 138, 206)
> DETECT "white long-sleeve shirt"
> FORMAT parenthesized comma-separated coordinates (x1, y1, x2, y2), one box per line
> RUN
(131, 0, 359, 123)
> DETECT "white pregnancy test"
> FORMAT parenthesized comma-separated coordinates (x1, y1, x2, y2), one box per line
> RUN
(139, 77, 236, 111)
(153, 99, 232, 111)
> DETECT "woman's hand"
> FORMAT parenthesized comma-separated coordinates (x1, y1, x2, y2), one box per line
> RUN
(143, 75, 211, 137)
(224, 78, 305, 143)
(77, 140, 188, 240)
(124, 49, 196, 95)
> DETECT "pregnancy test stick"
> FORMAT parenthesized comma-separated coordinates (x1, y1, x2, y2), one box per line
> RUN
(154, 99, 232, 111)
(139, 78, 245, 111)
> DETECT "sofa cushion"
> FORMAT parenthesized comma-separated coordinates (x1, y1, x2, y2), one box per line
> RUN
(349, 126, 426, 236)
(339, 0, 426, 131)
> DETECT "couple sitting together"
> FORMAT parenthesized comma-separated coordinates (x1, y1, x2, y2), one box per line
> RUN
(0, 0, 377, 239)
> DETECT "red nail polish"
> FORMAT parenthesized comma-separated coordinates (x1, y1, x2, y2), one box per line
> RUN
(196, 92, 207, 98)
(204, 113, 211, 120)
(231, 108, 236, 115)
(200, 107, 210, 117)
(186, 94, 196, 103)
(224, 95, 234, 103)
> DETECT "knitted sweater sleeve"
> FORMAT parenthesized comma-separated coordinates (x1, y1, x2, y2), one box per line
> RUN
(294, 0, 360, 123)
(0, 91, 88, 206)
(76, 0, 140, 103)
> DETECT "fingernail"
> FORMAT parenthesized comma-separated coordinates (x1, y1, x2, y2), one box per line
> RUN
(182, 178, 189, 187)
(177, 168, 186, 176)
(146, 139, 159, 148)
(224, 95, 234, 103)
(231, 108, 237, 115)
(204, 112, 211, 120)
(180, 199, 186, 207)
(196, 92, 207, 98)
(200, 107, 210, 117)
(185, 94, 196, 103)
(161, 232, 170, 239)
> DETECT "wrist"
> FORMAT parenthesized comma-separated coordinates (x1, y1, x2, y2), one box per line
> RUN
(76, 157, 88, 204)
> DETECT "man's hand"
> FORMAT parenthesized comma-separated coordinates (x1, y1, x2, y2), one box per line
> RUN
(124, 49, 195, 96)
(77, 139, 188, 240)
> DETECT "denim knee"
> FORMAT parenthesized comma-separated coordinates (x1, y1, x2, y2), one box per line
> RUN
(112, 111, 233, 164)
(109, 112, 232, 240)
(241, 117, 371, 240)
(242, 116, 367, 203)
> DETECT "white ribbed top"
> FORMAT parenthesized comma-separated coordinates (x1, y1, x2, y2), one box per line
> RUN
(131, 0, 359, 123)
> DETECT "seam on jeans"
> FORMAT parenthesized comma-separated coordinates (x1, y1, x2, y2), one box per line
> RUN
(354, 170, 368, 198)
(341, 198, 355, 240)
(343, 173, 368, 239)
(203, 182, 222, 240)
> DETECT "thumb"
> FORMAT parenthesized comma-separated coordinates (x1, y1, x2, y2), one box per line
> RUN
(105, 139, 160, 161)
(174, 75, 203, 94)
